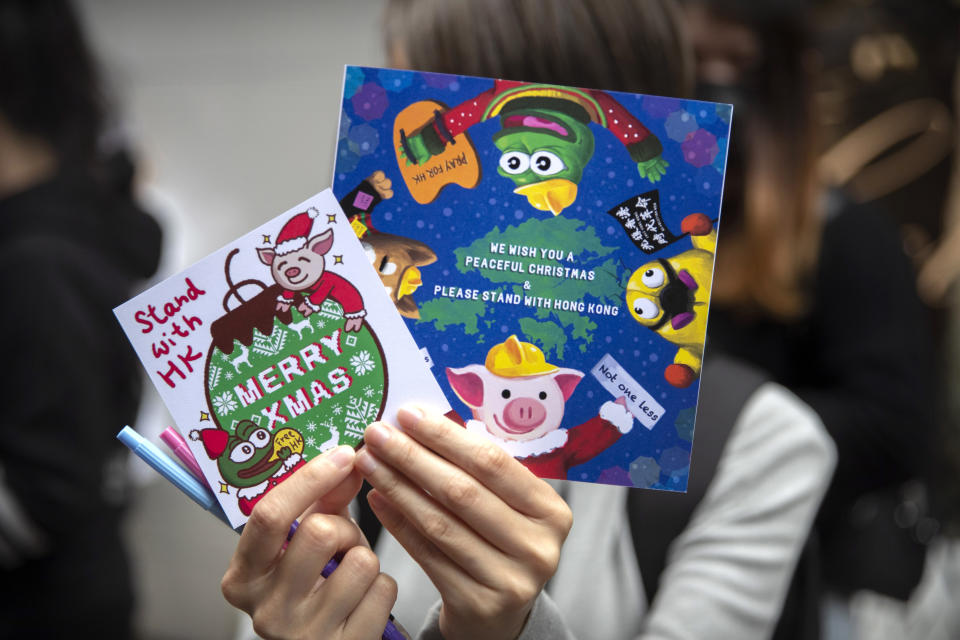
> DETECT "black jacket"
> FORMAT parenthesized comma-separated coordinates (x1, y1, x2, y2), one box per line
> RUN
(0, 157, 161, 636)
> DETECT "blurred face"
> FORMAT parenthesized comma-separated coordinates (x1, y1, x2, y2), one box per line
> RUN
(682, 4, 761, 86)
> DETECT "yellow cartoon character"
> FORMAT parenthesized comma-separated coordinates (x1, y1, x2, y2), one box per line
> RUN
(626, 213, 715, 388)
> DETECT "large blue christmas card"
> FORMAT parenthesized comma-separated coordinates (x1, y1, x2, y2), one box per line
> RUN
(333, 66, 732, 491)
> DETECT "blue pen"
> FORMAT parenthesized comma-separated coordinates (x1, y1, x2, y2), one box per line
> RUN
(118, 426, 232, 527)
(119, 426, 405, 640)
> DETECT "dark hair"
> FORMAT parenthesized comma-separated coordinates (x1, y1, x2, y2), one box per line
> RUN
(0, 0, 106, 165)
(383, 0, 693, 98)
(684, 0, 820, 318)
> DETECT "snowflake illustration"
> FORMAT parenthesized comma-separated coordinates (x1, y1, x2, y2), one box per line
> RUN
(363, 386, 376, 398)
(211, 391, 238, 414)
(252, 329, 287, 357)
(224, 370, 234, 381)
(306, 436, 316, 448)
(332, 405, 344, 415)
(343, 397, 379, 436)
(315, 319, 325, 329)
(350, 350, 377, 375)
(306, 421, 317, 432)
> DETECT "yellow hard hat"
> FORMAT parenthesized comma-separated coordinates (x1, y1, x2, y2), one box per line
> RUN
(513, 178, 577, 216)
(485, 335, 558, 378)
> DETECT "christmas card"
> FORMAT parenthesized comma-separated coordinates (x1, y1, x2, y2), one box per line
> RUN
(333, 66, 732, 491)
(115, 189, 450, 527)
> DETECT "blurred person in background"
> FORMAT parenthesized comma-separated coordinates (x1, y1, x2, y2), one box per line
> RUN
(226, 1, 837, 638)
(0, 0, 161, 637)
(682, 0, 952, 636)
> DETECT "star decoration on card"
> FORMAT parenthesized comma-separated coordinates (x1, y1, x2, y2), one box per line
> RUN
(334, 255, 344, 265)
(262, 234, 271, 244)
(200, 411, 210, 421)
(327, 213, 338, 224)
(219, 482, 230, 494)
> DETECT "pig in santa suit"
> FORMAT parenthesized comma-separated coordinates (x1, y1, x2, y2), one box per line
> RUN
(446, 335, 634, 480)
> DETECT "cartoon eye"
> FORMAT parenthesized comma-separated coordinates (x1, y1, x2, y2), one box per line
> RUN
(250, 428, 271, 449)
(378, 255, 398, 276)
(632, 297, 660, 320)
(530, 151, 565, 176)
(539, 391, 547, 400)
(641, 267, 665, 289)
(499, 151, 530, 175)
(501, 389, 511, 399)
(230, 442, 255, 463)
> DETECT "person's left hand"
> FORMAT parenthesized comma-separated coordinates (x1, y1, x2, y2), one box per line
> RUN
(356, 407, 573, 640)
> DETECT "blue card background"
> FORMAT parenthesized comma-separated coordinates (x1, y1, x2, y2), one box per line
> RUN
(333, 66, 731, 491)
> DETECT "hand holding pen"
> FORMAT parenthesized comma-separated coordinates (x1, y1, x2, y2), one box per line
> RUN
(119, 427, 407, 640)
(220, 445, 406, 640)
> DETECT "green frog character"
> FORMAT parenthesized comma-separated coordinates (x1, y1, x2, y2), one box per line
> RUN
(192, 419, 306, 516)
(398, 79, 668, 215)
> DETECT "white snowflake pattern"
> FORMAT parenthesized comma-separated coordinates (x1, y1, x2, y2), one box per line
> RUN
(224, 370, 234, 381)
(332, 405, 344, 415)
(315, 318, 325, 329)
(305, 436, 316, 448)
(306, 421, 317, 432)
(252, 329, 287, 357)
(343, 397, 379, 436)
(363, 386, 376, 398)
(211, 391, 238, 414)
(349, 350, 377, 375)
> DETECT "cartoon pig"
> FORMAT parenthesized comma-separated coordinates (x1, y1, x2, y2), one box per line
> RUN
(257, 207, 366, 331)
(446, 335, 633, 480)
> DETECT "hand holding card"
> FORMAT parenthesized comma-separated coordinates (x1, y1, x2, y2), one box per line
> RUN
(220, 446, 407, 640)
(357, 407, 573, 640)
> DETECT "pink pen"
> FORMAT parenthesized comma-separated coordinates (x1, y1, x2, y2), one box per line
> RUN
(160, 427, 205, 483)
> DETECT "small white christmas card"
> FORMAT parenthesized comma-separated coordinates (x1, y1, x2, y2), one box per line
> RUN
(115, 189, 450, 528)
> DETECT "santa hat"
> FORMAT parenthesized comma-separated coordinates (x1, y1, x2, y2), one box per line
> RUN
(275, 207, 321, 256)
(191, 427, 229, 459)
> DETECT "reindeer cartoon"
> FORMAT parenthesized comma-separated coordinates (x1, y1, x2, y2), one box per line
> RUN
(287, 316, 314, 339)
(230, 343, 251, 373)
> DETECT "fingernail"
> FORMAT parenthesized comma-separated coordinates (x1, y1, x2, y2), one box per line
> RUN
(398, 406, 424, 423)
(365, 422, 391, 446)
(327, 445, 355, 469)
(355, 449, 379, 474)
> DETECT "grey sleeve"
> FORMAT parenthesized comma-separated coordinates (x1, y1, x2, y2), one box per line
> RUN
(416, 591, 578, 640)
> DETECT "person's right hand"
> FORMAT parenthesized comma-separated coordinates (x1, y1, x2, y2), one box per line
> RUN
(357, 408, 573, 640)
(221, 445, 398, 640)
